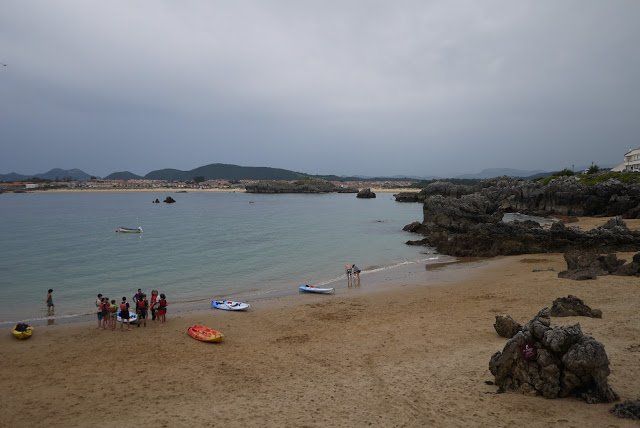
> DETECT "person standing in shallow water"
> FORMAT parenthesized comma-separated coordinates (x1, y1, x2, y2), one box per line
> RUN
(345, 264, 352, 286)
(46, 289, 54, 316)
(95, 293, 103, 328)
(351, 264, 361, 285)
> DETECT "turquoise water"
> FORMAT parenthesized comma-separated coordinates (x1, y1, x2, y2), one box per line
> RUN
(0, 191, 431, 323)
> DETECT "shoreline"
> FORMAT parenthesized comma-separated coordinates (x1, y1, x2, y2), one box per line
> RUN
(1, 252, 638, 426)
(21, 187, 417, 194)
(0, 254, 460, 327)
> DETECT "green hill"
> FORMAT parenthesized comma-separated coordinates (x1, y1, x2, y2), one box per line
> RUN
(0, 168, 93, 182)
(144, 163, 307, 181)
(104, 171, 143, 180)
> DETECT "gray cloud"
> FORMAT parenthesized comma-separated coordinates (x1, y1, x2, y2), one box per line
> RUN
(1, 0, 639, 177)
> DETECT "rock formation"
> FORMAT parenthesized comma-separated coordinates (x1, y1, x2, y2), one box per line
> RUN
(402, 221, 424, 233)
(480, 176, 640, 218)
(493, 315, 522, 338)
(356, 188, 376, 199)
(395, 181, 477, 203)
(405, 196, 640, 257)
(550, 296, 602, 318)
(557, 247, 640, 280)
(394, 192, 421, 203)
(613, 254, 640, 276)
(557, 250, 625, 280)
(396, 175, 640, 218)
(610, 400, 640, 420)
(489, 308, 618, 403)
(245, 179, 357, 194)
(163, 196, 176, 203)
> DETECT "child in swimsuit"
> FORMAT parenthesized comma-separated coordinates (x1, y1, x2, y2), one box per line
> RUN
(119, 297, 131, 331)
(102, 298, 110, 329)
(157, 294, 167, 324)
(110, 299, 117, 330)
(150, 290, 159, 321)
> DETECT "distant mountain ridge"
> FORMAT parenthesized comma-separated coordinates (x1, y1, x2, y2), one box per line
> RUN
(144, 163, 307, 181)
(5, 164, 604, 183)
(0, 168, 93, 182)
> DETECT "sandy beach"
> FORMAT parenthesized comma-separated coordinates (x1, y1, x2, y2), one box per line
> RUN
(1, 253, 638, 427)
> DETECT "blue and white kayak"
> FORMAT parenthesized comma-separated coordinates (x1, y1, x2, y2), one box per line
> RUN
(116, 311, 138, 323)
(298, 284, 334, 294)
(211, 300, 250, 311)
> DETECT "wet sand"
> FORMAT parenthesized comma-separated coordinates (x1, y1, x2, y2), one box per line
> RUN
(1, 254, 638, 427)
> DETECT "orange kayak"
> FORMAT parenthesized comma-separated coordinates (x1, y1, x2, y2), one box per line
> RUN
(187, 324, 224, 343)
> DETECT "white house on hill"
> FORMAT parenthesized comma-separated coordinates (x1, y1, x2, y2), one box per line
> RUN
(619, 148, 640, 172)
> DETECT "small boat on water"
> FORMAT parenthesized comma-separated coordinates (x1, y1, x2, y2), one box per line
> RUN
(298, 284, 335, 294)
(211, 300, 250, 311)
(115, 226, 143, 233)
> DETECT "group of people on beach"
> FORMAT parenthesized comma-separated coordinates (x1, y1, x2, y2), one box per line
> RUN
(96, 288, 167, 331)
(44, 264, 361, 327)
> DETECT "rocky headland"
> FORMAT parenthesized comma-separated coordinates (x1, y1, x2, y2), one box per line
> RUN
(397, 174, 640, 218)
(401, 174, 640, 257)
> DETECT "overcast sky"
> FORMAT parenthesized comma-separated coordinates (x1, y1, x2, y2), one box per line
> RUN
(1, 1, 639, 177)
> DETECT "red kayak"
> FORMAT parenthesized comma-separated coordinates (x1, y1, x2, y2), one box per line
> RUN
(187, 324, 224, 343)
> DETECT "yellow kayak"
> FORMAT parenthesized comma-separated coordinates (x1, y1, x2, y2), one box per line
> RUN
(12, 325, 33, 340)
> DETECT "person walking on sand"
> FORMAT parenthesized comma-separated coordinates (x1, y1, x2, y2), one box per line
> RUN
(46, 289, 54, 316)
(136, 293, 148, 328)
(150, 290, 159, 321)
(157, 293, 167, 324)
(119, 297, 131, 331)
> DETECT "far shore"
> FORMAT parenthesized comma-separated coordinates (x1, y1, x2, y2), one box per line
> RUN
(30, 187, 247, 193)
(26, 187, 419, 194)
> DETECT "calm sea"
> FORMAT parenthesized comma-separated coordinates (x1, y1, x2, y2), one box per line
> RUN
(0, 191, 435, 323)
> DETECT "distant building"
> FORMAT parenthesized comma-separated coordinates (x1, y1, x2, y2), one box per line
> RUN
(622, 148, 640, 172)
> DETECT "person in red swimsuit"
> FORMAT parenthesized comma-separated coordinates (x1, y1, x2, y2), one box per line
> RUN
(157, 294, 167, 324)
